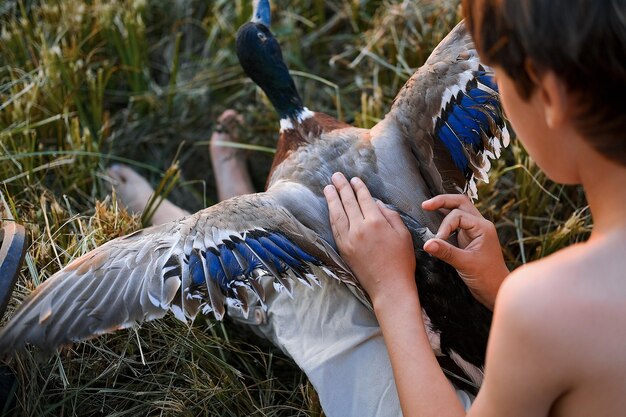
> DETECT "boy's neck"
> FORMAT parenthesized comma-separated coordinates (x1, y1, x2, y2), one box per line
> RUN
(577, 140, 626, 238)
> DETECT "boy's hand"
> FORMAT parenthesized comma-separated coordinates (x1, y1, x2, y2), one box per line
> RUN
(324, 173, 417, 305)
(422, 194, 509, 309)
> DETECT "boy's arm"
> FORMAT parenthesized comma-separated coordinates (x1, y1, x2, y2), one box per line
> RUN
(324, 174, 568, 416)
(324, 173, 466, 417)
(373, 266, 568, 417)
(470, 268, 572, 417)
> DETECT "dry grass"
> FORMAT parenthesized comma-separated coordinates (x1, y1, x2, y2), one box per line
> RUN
(0, 0, 589, 415)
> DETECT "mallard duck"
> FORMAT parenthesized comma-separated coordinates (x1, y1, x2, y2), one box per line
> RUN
(0, 0, 508, 410)
(235, 0, 508, 381)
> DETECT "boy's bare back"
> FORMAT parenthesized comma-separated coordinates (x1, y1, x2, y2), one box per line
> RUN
(476, 228, 626, 417)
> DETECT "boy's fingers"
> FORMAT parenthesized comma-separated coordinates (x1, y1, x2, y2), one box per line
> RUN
(422, 194, 480, 216)
(422, 197, 452, 216)
(436, 209, 481, 239)
(350, 177, 380, 219)
(324, 185, 349, 242)
(423, 238, 470, 271)
(376, 201, 408, 233)
(331, 173, 363, 221)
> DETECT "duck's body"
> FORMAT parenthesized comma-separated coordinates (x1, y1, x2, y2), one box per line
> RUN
(269, 119, 437, 233)
(235, 6, 503, 374)
(0, 2, 507, 414)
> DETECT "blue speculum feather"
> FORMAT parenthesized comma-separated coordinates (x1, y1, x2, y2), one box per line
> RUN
(245, 236, 285, 272)
(190, 231, 321, 298)
(258, 236, 300, 267)
(435, 71, 503, 177)
(476, 71, 497, 90)
(189, 251, 205, 286)
(447, 111, 482, 151)
(267, 233, 318, 263)
(234, 241, 263, 274)
(219, 248, 244, 281)
(204, 249, 229, 291)
(438, 123, 469, 170)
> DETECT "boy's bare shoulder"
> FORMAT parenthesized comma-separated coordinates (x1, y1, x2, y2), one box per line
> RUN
(492, 245, 591, 359)
(494, 236, 626, 370)
(497, 238, 626, 339)
(491, 236, 626, 417)
(501, 234, 626, 312)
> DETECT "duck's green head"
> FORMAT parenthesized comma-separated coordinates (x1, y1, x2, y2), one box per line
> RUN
(236, 1, 304, 120)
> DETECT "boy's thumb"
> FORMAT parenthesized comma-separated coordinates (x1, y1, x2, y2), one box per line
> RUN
(423, 238, 463, 269)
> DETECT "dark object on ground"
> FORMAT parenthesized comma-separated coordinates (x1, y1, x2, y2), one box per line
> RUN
(0, 222, 27, 319)
(0, 221, 27, 417)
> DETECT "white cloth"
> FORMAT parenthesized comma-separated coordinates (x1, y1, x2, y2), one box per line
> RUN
(257, 277, 401, 417)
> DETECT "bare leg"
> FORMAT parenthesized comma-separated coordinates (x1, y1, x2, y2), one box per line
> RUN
(210, 110, 254, 200)
(107, 164, 190, 225)
(108, 110, 252, 225)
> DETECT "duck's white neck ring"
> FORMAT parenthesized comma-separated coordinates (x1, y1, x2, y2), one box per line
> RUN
(279, 107, 314, 132)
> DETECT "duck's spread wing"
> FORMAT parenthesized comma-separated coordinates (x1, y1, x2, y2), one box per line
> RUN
(390, 20, 509, 198)
(0, 193, 358, 354)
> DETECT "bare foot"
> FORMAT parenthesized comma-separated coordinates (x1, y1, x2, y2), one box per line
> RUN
(107, 164, 189, 225)
(107, 110, 253, 225)
(107, 164, 156, 214)
(210, 110, 255, 201)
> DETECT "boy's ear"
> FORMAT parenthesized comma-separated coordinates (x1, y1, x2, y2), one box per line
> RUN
(525, 59, 569, 128)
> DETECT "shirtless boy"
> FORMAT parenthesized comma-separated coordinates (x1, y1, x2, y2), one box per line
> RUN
(324, 0, 626, 416)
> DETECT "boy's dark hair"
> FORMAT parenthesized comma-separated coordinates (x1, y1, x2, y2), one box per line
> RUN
(463, 0, 626, 165)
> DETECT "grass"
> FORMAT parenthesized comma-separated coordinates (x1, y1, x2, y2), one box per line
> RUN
(0, 0, 590, 416)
